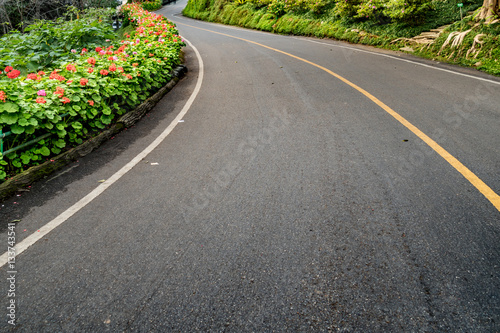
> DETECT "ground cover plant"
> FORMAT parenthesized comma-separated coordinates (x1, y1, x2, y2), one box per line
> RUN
(0, 3, 185, 181)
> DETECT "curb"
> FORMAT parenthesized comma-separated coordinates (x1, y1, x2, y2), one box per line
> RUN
(0, 64, 188, 202)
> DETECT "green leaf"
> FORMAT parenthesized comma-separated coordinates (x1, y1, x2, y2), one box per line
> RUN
(51, 147, 61, 154)
(1, 102, 19, 113)
(71, 121, 83, 130)
(56, 129, 67, 138)
(26, 61, 38, 71)
(72, 96, 81, 102)
(39, 146, 50, 156)
(100, 114, 112, 124)
(18, 118, 29, 126)
(12, 160, 22, 168)
(0, 113, 18, 125)
(55, 139, 66, 148)
(10, 124, 24, 134)
(25, 125, 35, 134)
(73, 105, 81, 111)
(20, 153, 31, 164)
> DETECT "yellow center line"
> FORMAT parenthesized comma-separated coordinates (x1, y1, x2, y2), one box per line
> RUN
(177, 21, 500, 212)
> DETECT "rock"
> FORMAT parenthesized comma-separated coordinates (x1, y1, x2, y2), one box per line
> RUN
(400, 46, 415, 52)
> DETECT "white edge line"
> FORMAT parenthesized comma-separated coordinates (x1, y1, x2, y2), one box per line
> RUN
(293, 37, 500, 86)
(0, 38, 204, 268)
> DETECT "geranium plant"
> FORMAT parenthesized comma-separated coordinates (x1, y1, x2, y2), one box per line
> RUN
(0, 3, 185, 181)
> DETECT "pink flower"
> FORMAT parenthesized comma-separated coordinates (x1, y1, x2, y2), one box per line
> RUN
(37, 90, 46, 96)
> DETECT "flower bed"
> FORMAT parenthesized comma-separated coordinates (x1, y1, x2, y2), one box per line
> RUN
(0, 3, 185, 181)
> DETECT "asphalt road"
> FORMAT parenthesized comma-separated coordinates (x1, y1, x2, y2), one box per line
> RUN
(1, 1, 499, 331)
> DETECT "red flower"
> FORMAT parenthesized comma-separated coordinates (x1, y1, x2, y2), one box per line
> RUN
(87, 57, 96, 66)
(36, 97, 46, 104)
(0, 90, 6, 102)
(117, 67, 124, 73)
(149, 53, 154, 57)
(4, 66, 13, 73)
(106, 51, 113, 55)
(100, 69, 109, 76)
(95, 47, 102, 52)
(7, 70, 20, 79)
(38, 71, 45, 76)
(27, 73, 38, 80)
(61, 97, 70, 104)
(67, 80, 73, 85)
(66, 64, 77, 72)
(88, 100, 94, 106)
(49, 71, 66, 81)
(126, 74, 133, 80)
(132, 63, 138, 67)
(54, 87, 64, 97)
(81, 48, 88, 53)
(88, 67, 94, 74)
(80, 78, 88, 86)
(109, 64, 117, 72)
(108, 56, 115, 61)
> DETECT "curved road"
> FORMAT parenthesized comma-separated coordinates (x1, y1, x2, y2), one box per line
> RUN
(1, 1, 499, 331)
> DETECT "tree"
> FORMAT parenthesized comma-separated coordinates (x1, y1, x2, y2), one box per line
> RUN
(477, 0, 499, 22)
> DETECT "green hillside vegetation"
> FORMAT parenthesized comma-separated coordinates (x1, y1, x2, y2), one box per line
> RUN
(183, 0, 500, 75)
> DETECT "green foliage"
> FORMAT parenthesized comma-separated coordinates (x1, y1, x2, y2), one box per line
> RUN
(0, 3, 185, 181)
(382, 0, 433, 25)
(138, 0, 163, 11)
(0, 7, 116, 73)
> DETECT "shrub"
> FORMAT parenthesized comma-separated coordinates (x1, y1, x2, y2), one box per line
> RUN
(0, 7, 116, 73)
(0, 3, 185, 180)
(140, 0, 163, 11)
(383, 0, 433, 25)
(267, 0, 286, 16)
